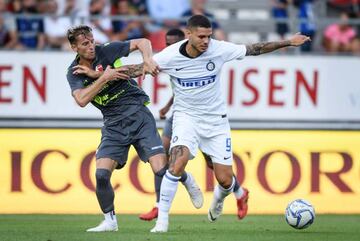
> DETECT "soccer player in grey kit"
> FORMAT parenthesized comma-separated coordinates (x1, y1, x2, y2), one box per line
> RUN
(65, 25, 202, 232)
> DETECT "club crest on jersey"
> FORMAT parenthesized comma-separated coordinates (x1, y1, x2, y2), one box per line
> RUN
(95, 64, 103, 72)
(206, 60, 215, 71)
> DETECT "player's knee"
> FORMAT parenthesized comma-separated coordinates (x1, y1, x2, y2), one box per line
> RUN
(168, 168, 183, 177)
(168, 160, 186, 176)
(96, 168, 111, 188)
(154, 165, 168, 177)
(218, 176, 233, 189)
(205, 159, 213, 170)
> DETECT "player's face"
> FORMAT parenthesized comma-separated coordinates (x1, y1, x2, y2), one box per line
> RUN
(72, 33, 96, 61)
(166, 35, 183, 46)
(188, 27, 212, 53)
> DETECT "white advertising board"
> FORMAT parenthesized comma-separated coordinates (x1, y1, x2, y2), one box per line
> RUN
(0, 52, 359, 122)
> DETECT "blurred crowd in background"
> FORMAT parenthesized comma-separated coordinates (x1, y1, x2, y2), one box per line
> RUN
(272, 0, 360, 54)
(0, 0, 359, 54)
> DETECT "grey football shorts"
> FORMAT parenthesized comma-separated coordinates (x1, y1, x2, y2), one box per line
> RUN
(162, 115, 173, 139)
(96, 105, 165, 169)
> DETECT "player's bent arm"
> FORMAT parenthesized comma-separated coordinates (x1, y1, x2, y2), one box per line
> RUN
(129, 38, 152, 61)
(72, 66, 129, 107)
(246, 33, 311, 56)
(72, 74, 110, 107)
(159, 95, 174, 118)
(129, 38, 159, 76)
(164, 95, 174, 109)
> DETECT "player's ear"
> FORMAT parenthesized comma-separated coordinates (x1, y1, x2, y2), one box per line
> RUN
(71, 43, 77, 52)
(185, 28, 191, 38)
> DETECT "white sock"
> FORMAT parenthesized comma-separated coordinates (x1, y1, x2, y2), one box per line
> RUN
(233, 186, 244, 199)
(157, 170, 180, 224)
(214, 177, 236, 202)
(181, 172, 193, 189)
(104, 210, 117, 223)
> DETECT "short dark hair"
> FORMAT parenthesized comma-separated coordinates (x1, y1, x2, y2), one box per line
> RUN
(187, 15, 211, 29)
(166, 28, 185, 39)
(67, 25, 92, 44)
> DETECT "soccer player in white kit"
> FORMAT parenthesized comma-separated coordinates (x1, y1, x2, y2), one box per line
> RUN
(151, 15, 311, 233)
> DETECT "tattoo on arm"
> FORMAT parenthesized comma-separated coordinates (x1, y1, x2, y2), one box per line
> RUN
(169, 145, 186, 167)
(121, 63, 144, 78)
(246, 40, 291, 56)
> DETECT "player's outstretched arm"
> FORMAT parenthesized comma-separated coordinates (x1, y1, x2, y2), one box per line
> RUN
(246, 33, 311, 56)
(119, 63, 144, 78)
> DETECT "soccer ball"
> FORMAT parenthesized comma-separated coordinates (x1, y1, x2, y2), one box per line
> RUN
(285, 199, 315, 229)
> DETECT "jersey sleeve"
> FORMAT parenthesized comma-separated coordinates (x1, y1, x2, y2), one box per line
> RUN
(66, 67, 85, 93)
(153, 50, 172, 73)
(218, 41, 247, 62)
(101, 41, 130, 63)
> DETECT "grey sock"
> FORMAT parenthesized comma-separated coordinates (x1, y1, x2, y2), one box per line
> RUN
(96, 168, 114, 213)
(233, 175, 240, 192)
(154, 166, 167, 202)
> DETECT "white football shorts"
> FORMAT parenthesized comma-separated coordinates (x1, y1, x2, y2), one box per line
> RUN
(170, 111, 233, 165)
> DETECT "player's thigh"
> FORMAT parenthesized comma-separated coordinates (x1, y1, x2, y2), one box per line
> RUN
(162, 115, 173, 138)
(96, 123, 131, 170)
(202, 152, 213, 169)
(200, 121, 233, 166)
(162, 136, 171, 155)
(170, 111, 199, 160)
(161, 115, 173, 154)
(132, 106, 165, 164)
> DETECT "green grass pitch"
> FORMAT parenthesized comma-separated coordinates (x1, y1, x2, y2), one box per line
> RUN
(0, 214, 359, 241)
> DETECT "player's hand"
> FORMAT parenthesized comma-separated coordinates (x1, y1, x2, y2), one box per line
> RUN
(143, 58, 160, 78)
(159, 106, 170, 120)
(289, 32, 311, 47)
(73, 65, 101, 79)
(102, 66, 129, 82)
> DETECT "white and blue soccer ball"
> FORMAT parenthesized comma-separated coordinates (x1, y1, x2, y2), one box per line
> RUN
(285, 199, 315, 229)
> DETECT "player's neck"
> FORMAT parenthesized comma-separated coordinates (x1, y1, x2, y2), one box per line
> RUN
(185, 43, 202, 58)
(79, 57, 93, 67)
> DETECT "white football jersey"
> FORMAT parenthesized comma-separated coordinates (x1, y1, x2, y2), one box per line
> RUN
(153, 39, 247, 118)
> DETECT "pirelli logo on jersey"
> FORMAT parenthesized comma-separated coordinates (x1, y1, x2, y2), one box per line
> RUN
(176, 75, 216, 88)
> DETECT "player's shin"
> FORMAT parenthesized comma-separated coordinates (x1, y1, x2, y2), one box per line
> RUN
(154, 170, 180, 231)
(214, 176, 236, 202)
(155, 166, 168, 203)
(208, 176, 235, 222)
(86, 168, 118, 232)
(181, 172, 204, 209)
(95, 169, 115, 215)
(139, 166, 167, 221)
